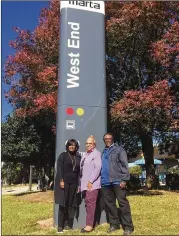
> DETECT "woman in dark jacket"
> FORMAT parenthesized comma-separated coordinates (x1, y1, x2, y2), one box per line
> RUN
(54, 139, 81, 233)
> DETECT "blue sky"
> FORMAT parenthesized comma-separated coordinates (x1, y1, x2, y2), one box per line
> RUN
(2, 1, 49, 120)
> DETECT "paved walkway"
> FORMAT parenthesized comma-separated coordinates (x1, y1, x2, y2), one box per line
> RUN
(2, 185, 38, 195)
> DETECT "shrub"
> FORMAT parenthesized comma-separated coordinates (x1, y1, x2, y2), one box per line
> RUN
(129, 165, 142, 176)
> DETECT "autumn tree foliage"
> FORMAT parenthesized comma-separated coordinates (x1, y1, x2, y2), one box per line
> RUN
(152, 21, 179, 101)
(106, 1, 179, 96)
(151, 18, 179, 163)
(111, 80, 177, 187)
(4, 0, 60, 116)
(4, 1, 178, 116)
(152, 21, 179, 68)
(112, 80, 175, 129)
(106, 1, 179, 188)
(3, 1, 59, 176)
(3, 1, 179, 188)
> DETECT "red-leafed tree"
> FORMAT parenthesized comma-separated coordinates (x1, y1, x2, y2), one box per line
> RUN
(105, 1, 179, 97)
(151, 21, 179, 102)
(4, 1, 179, 117)
(111, 80, 177, 188)
(151, 19, 179, 164)
(106, 2, 179, 188)
(152, 21, 179, 68)
(3, 1, 179, 187)
(4, 0, 60, 117)
(3, 0, 59, 174)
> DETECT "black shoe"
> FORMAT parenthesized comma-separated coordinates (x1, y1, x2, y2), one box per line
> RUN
(123, 229, 134, 235)
(107, 225, 120, 233)
(64, 225, 72, 231)
(57, 227, 63, 233)
(80, 228, 93, 233)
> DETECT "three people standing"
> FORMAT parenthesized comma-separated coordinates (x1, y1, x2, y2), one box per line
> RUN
(55, 134, 134, 235)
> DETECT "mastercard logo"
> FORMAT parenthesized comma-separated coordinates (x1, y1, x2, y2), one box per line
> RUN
(66, 107, 84, 116)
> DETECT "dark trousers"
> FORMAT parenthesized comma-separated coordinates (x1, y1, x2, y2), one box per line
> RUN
(93, 189, 108, 226)
(102, 185, 134, 231)
(58, 183, 77, 228)
(58, 205, 75, 228)
(84, 189, 99, 227)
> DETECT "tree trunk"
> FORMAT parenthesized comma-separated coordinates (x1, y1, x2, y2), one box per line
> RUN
(22, 163, 29, 184)
(140, 132, 159, 189)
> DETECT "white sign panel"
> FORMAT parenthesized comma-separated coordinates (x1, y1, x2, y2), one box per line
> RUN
(66, 120, 76, 130)
(61, 1, 105, 14)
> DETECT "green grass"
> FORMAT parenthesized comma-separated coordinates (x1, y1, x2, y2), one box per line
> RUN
(2, 191, 179, 235)
(2, 195, 53, 235)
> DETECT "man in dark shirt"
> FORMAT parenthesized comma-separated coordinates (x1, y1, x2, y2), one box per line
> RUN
(101, 133, 134, 235)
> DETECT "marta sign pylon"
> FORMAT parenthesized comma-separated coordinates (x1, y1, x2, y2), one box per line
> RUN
(54, 0, 107, 228)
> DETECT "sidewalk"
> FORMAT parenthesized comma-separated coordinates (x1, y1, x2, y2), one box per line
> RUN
(2, 185, 38, 195)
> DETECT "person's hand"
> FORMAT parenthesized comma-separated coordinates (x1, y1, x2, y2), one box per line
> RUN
(60, 180, 64, 189)
(87, 182, 93, 190)
(120, 181, 126, 189)
(77, 186, 81, 193)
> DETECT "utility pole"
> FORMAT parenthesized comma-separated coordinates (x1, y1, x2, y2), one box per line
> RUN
(29, 165, 33, 191)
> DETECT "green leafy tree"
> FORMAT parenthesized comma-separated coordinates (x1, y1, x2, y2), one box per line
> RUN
(1, 113, 55, 181)
(2, 162, 23, 185)
(168, 167, 179, 175)
(129, 165, 142, 176)
(1, 114, 41, 163)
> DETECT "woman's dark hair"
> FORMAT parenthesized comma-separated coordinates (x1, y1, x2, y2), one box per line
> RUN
(66, 139, 79, 152)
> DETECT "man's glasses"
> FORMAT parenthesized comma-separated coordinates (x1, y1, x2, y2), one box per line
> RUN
(86, 142, 93, 145)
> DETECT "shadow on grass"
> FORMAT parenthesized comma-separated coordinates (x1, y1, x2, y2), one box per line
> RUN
(162, 189, 179, 193)
(127, 189, 163, 196)
(6, 189, 15, 192)
(13, 190, 40, 197)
